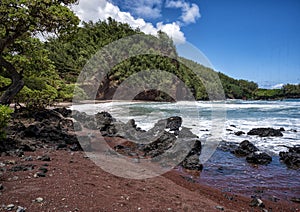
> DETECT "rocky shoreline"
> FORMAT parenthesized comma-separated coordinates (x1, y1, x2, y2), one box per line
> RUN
(0, 107, 299, 211)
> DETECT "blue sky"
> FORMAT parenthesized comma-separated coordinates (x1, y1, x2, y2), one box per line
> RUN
(73, 0, 300, 88)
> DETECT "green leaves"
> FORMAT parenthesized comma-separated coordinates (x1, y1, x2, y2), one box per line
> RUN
(0, 0, 79, 106)
(0, 105, 13, 140)
(283, 84, 300, 98)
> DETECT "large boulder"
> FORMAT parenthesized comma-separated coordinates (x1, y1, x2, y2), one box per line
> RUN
(247, 128, 283, 137)
(180, 139, 202, 171)
(95, 111, 114, 131)
(23, 123, 42, 138)
(53, 107, 72, 118)
(279, 146, 300, 169)
(106, 115, 203, 171)
(234, 131, 245, 136)
(166, 116, 182, 135)
(143, 131, 177, 157)
(181, 154, 203, 171)
(33, 109, 64, 122)
(246, 152, 272, 165)
(232, 140, 259, 156)
(231, 140, 272, 165)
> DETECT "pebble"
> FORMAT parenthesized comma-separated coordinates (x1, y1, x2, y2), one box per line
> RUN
(35, 197, 44, 203)
(12, 176, 19, 181)
(250, 197, 264, 207)
(6, 160, 16, 165)
(132, 158, 140, 163)
(37, 172, 46, 177)
(38, 167, 48, 173)
(6, 204, 15, 210)
(291, 197, 300, 203)
(23, 156, 33, 161)
(215, 206, 224, 211)
(0, 162, 5, 167)
(37, 155, 51, 161)
(16, 206, 26, 212)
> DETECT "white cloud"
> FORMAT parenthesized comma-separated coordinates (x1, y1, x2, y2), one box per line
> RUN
(271, 83, 284, 89)
(72, 0, 186, 44)
(166, 0, 201, 24)
(156, 22, 186, 44)
(110, 0, 163, 19)
(130, 0, 163, 19)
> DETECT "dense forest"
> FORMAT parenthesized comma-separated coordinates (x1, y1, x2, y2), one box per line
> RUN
(254, 84, 300, 100)
(0, 0, 299, 138)
(1, 1, 300, 109)
(43, 19, 261, 102)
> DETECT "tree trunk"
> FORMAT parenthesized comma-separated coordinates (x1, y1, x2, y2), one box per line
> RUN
(0, 57, 24, 105)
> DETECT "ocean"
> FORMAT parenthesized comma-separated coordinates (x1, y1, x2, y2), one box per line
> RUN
(71, 99, 300, 199)
(72, 99, 300, 155)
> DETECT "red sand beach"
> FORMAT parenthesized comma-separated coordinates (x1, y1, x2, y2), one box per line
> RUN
(1, 148, 298, 211)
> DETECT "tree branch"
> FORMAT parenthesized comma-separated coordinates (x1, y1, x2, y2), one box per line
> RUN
(0, 56, 24, 105)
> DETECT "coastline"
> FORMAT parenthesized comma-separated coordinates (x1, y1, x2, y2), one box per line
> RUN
(1, 148, 298, 211)
(1, 105, 299, 211)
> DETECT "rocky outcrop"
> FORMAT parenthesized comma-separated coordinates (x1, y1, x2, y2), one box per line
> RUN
(2, 108, 203, 172)
(234, 131, 245, 136)
(247, 128, 283, 137)
(279, 146, 300, 169)
(231, 140, 272, 165)
(72, 111, 202, 171)
(2, 108, 78, 155)
(246, 152, 272, 165)
(232, 140, 259, 156)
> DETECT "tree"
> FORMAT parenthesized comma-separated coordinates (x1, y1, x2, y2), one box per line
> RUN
(0, 0, 79, 105)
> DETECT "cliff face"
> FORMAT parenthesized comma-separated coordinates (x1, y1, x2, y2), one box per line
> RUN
(96, 76, 196, 102)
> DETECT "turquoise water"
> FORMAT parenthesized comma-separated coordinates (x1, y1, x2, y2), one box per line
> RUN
(73, 99, 300, 155)
(72, 99, 300, 199)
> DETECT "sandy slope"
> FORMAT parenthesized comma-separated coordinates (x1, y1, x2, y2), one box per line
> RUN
(0, 149, 298, 212)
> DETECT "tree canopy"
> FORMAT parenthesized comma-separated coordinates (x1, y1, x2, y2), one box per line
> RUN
(0, 0, 79, 105)
(46, 19, 260, 101)
(0, 10, 298, 105)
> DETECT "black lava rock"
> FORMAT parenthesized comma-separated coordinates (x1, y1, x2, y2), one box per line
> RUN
(234, 131, 245, 136)
(9, 164, 36, 172)
(24, 124, 41, 137)
(246, 152, 272, 165)
(233, 140, 259, 156)
(247, 128, 283, 137)
(279, 145, 300, 169)
(166, 116, 182, 131)
(38, 167, 48, 173)
(181, 154, 203, 171)
(38, 155, 51, 161)
(53, 107, 72, 118)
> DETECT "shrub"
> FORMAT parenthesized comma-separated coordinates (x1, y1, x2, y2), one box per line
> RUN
(15, 85, 58, 109)
(0, 105, 13, 140)
(58, 84, 88, 101)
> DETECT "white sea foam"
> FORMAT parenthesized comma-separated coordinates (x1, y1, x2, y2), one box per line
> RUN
(71, 100, 300, 155)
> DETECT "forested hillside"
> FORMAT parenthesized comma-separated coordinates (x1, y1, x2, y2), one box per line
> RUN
(1, 12, 299, 107)
(45, 19, 259, 101)
(254, 84, 300, 100)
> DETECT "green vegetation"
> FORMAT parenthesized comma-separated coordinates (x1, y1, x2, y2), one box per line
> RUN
(0, 0, 79, 106)
(254, 89, 284, 100)
(254, 84, 300, 100)
(282, 84, 300, 98)
(45, 19, 259, 101)
(0, 1, 299, 106)
(0, 105, 12, 140)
